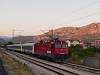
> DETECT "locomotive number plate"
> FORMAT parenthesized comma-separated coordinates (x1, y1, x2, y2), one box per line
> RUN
(47, 51, 51, 53)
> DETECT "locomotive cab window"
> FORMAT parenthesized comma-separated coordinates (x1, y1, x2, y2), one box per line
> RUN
(51, 44, 67, 48)
(55, 44, 61, 48)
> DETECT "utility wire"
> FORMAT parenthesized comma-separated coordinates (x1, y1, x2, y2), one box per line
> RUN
(63, 11, 100, 24)
(53, 11, 100, 27)
(33, 0, 100, 36)
(71, 20, 100, 27)
(43, 0, 100, 25)
(14, 30, 24, 37)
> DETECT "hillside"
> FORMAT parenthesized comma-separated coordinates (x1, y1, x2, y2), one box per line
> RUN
(33, 22, 100, 42)
(10, 36, 34, 44)
(0, 36, 11, 41)
(0, 38, 6, 43)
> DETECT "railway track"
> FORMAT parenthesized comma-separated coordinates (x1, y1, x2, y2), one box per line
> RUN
(63, 63, 100, 75)
(6, 50, 100, 75)
(6, 50, 79, 75)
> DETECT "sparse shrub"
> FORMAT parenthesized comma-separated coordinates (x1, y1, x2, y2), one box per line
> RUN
(68, 45, 100, 63)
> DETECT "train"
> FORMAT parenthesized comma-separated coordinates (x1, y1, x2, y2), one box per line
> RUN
(6, 38, 69, 62)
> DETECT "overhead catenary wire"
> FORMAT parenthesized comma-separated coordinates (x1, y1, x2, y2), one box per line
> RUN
(53, 11, 100, 27)
(42, 0, 100, 25)
(13, 29, 24, 37)
(70, 20, 100, 27)
(31, 0, 100, 36)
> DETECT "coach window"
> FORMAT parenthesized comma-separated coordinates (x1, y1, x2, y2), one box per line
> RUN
(22, 46, 33, 50)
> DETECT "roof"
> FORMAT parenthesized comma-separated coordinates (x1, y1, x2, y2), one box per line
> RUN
(7, 43, 35, 46)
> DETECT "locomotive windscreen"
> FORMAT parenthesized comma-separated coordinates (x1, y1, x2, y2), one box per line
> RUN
(51, 44, 67, 48)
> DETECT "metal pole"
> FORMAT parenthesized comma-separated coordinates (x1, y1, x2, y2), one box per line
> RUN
(13, 29, 14, 58)
(51, 29, 53, 38)
(12, 29, 23, 58)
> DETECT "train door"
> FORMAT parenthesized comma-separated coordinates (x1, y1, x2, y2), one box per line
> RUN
(47, 44, 51, 54)
(51, 44, 55, 54)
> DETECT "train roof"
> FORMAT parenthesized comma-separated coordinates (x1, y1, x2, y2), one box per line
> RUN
(7, 43, 35, 46)
(21, 43, 35, 46)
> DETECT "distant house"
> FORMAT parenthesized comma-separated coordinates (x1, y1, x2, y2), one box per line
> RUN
(94, 38, 100, 48)
(82, 43, 91, 49)
(66, 40, 71, 47)
(66, 39, 83, 47)
(71, 40, 80, 46)
(84, 37, 100, 48)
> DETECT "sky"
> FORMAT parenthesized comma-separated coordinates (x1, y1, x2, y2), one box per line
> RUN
(0, 0, 100, 37)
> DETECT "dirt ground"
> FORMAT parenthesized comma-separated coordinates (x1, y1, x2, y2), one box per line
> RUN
(0, 49, 34, 75)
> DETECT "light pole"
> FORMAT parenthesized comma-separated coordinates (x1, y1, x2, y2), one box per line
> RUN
(12, 29, 14, 58)
(40, 29, 54, 39)
(12, 29, 23, 58)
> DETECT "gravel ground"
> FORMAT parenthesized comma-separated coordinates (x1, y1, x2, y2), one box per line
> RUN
(6, 51, 98, 75)
(6, 51, 58, 75)
(0, 49, 34, 75)
(13, 52, 96, 75)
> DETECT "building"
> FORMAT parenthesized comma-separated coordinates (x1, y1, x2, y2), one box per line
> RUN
(66, 39, 83, 47)
(94, 39, 100, 48)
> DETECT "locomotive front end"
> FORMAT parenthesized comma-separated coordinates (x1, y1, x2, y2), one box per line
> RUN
(51, 41, 69, 62)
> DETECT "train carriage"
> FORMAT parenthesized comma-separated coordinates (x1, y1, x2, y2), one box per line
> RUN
(21, 43, 35, 54)
(7, 43, 35, 54)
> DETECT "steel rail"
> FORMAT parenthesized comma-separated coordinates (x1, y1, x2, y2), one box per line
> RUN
(6, 50, 100, 75)
(63, 63, 100, 75)
(7, 50, 79, 75)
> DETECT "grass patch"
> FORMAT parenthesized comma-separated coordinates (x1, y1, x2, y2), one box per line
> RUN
(0, 50, 34, 75)
(67, 58, 83, 65)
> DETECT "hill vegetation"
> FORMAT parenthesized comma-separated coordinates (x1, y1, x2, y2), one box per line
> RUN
(68, 45, 100, 64)
(33, 22, 100, 42)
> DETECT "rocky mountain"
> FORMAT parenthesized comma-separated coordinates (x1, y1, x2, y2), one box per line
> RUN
(0, 36, 11, 41)
(10, 36, 34, 44)
(33, 22, 100, 42)
(0, 38, 6, 43)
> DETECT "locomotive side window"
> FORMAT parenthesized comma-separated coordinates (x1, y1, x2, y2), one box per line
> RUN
(55, 44, 61, 48)
(51, 44, 67, 48)
(62, 44, 67, 48)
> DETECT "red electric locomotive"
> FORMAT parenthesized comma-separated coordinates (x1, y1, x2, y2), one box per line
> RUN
(34, 38, 69, 62)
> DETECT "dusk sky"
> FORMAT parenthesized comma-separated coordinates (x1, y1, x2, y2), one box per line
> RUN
(0, 0, 100, 37)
